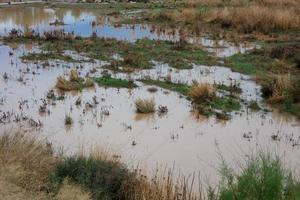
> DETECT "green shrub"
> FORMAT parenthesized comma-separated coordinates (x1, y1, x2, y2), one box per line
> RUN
(211, 154, 300, 200)
(50, 157, 130, 200)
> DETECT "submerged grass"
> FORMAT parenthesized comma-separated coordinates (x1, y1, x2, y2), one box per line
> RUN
(21, 52, 77, 63)
(94, 75, 137, 88)
(140, 79, 241, 118)
(4, 33, 218, 70)
(140, 79, 192, 96)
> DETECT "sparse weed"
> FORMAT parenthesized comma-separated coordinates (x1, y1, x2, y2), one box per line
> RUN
(64, 115, 73, 125)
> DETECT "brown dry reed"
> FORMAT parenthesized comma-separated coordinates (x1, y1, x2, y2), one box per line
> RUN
(0, 132, 57, 192)
(56, 70, 94, 91)
(157, 0, 300, 33)
(135, 98, 156, 113)
(190, 82, 216, 103)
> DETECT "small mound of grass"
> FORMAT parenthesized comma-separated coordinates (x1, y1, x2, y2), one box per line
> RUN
(261, 75, 300, 117)
(216, 83, 242, 94)
(21, 52, 77, 63)
(56, 70, 94, 91)
(190, 82, 241, 118)
(94, 75, 137, 88)
(140, 79, 191, 96)
(135, 98, 156, 113)
(50, 156, 130, 200)
(64, 115, 73, 125)
(141, 79, 241, 119)
(190, 82, 216, 104)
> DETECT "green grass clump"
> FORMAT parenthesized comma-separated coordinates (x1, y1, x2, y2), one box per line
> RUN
(50, 156, 130, 200)
(95, 75, 137, 88)
(195, 96, 241, 118)
(281, 101, 300, 118)
(216, 83, 242, 94)
(133, 39, 218, 69)
(54, 95, 65, 101)
(141, 79, 240, 118)
(21, 52, 77, 62)
(225, 52, 268, 75)
(225, 43, 300, 76)
(211, 153, 300, 200)
(210, 97, 241, 113)
(64, 115, 73, 125)
(140, 79, 192, 96)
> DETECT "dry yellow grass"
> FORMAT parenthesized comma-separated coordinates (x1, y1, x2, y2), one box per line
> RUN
(267, 75, 294, 104)
(0, 132, 57, 192)
(252, 0, 300, 7)
(0, 132, 94, 200)
(56, 70, 94, 91)
(208, 6, 300, 32)
(57, 179, 92, 200)
(122, 169, 201, 200)
(186, 0, 300, 7)
(186, 0, 241, 7)
(160, 0, 300, 33)
(135, 98, 156, 113)
(190, 82, 216, 103)
(69, 69, 80, 82)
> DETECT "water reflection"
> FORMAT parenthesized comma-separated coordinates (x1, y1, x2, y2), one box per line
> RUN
(0, 6, 258, 57)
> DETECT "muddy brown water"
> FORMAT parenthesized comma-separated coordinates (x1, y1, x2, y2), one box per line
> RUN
(0, 6, 299, 186)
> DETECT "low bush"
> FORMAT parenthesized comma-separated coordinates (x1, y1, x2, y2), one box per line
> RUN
(50, 156, 130, 200)
(210, 153, 300, 200)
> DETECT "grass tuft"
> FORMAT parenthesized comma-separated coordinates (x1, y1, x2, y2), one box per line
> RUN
(56, 70, 94, 91)
(64, 115, 73, 125)
(190, 82, 216, 104)
(135, 98, 156, 113)
(94, 75, 137, 88)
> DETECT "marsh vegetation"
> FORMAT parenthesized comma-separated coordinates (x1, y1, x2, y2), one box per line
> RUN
(0, 1, 300, 199)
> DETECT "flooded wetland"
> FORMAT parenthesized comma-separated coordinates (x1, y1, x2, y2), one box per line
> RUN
(0, 1, 300, 199)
